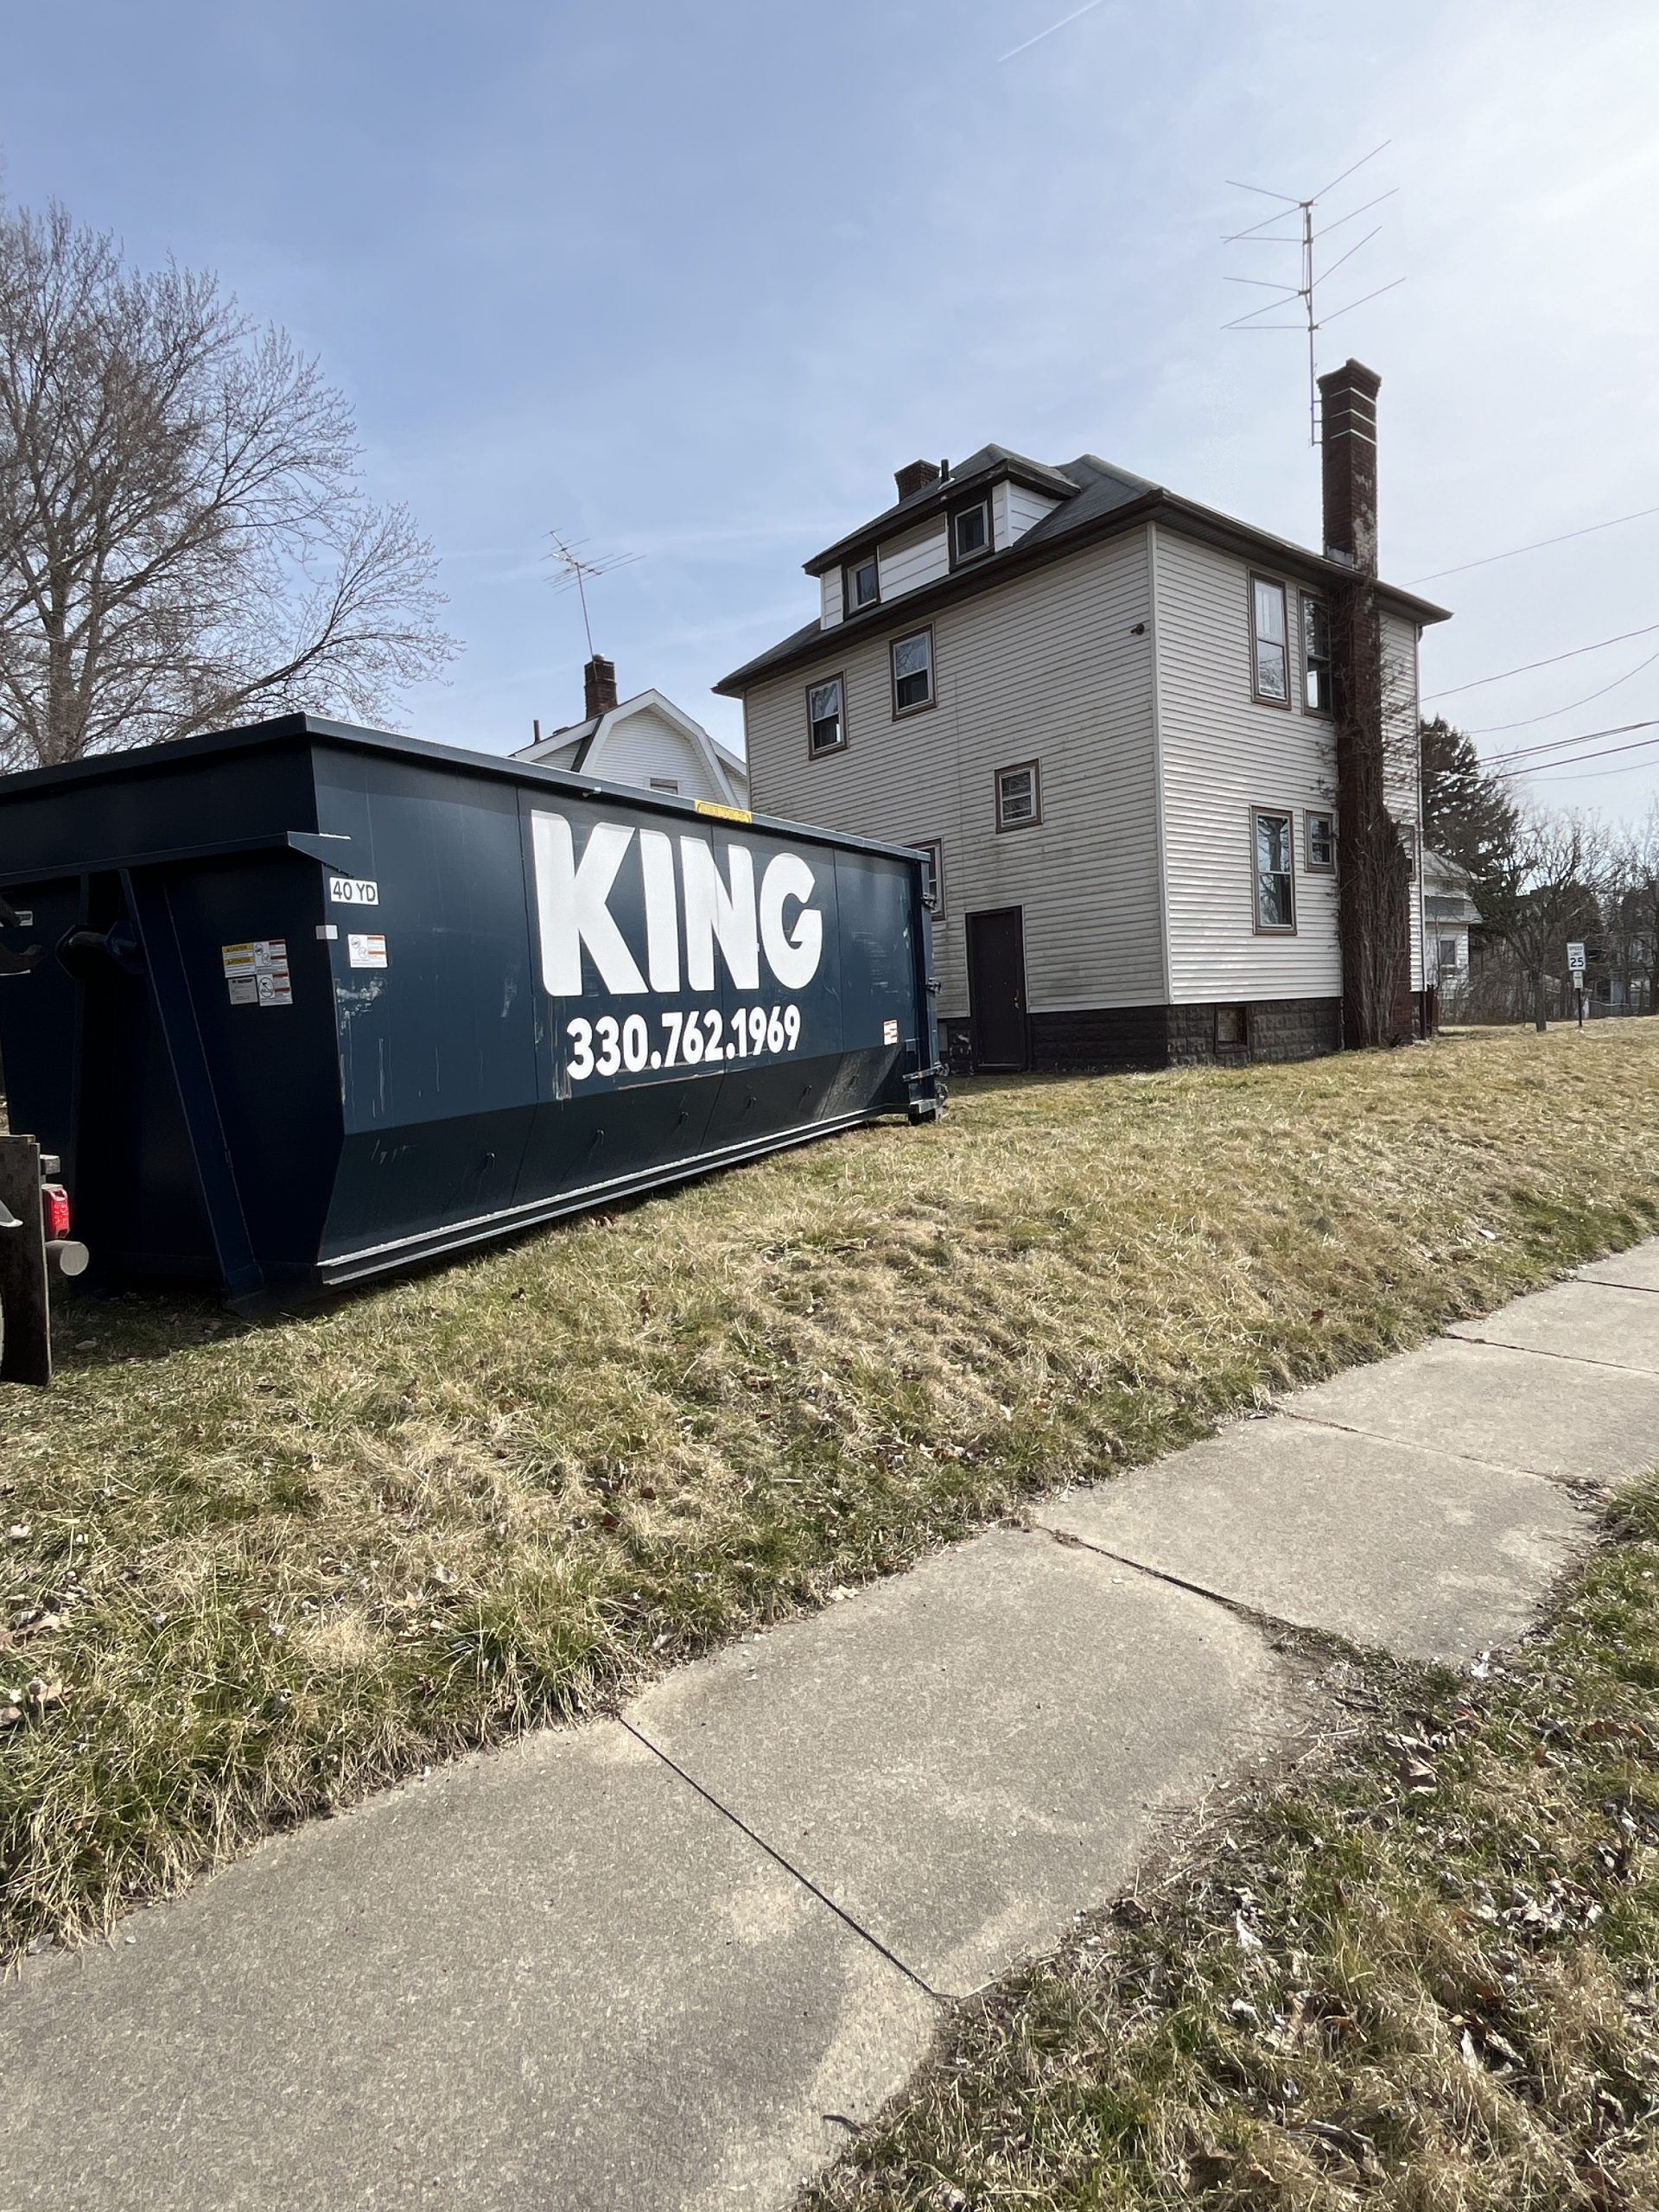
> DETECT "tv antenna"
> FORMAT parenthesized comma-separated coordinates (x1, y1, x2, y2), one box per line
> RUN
(1221, 143, 1405, 446)
(543, 528, 644, 658)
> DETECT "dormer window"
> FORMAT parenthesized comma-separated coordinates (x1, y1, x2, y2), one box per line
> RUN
(846, 554, 880, 611)
(950, 497, 992, 567)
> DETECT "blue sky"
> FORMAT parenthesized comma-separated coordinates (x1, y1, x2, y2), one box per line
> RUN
(5, 0, 1659, 818)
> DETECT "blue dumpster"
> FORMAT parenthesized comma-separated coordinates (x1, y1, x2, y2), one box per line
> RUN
(0, 714, 940, 1309)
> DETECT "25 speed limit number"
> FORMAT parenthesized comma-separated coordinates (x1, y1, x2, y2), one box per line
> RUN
(566, 1002, 803, 1082)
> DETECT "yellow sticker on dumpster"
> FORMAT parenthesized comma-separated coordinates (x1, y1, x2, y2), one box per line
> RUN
(222, 939, 292, 1007)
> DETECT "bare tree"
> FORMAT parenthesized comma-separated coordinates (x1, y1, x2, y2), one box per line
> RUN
(0, 199, 456, 772)
(1490, 810, 1608, 1033)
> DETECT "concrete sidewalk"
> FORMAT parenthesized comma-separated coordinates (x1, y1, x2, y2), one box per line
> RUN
(6, 1244, 1659, 2211)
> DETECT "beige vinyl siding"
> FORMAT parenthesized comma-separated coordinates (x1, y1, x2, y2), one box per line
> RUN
(878, 518, 950, 603)
(820, 569, 843, 627)
(1007, 483, 1062, 541)
(594, 705, 728, 804)
(1155, 527, 1341, 1003)
(991, 480, 1010, 549)
(745, 531, 1163, 1018)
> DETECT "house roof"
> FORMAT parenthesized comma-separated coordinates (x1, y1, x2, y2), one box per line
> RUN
(513, 688, 747, 801)
(715, 448, 1452, 698)
(1422, 847, 1484, 925)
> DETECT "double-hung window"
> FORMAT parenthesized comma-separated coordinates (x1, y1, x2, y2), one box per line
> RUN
(1302, 594, 1332, 713)
(1305, 810, 1335, 872)
(996, 760, 1040, 830)
(846, 554, 880, 612)
(950, 497, 991, 566)
(891, 627, 935, 715)
(1252, 807, 1295, 931)
(807, 674, 845, 756)
(912, 839, 944, 914)
(1250, 575, 1290, 705)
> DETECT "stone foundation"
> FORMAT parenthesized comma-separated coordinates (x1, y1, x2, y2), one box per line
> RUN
(946, 996, 1345, 1074)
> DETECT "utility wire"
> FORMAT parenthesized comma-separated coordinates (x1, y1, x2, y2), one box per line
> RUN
(1487, 715, 1659, 767)
(1482, 722, 1659, 781)
(1468, 646, 1659, 735)
(1423, 620, 1659, 700)
(1408, 504, 1659, 586)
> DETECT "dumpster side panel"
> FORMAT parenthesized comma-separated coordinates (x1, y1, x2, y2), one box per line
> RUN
(149, 855, 345, 1275)
(310, 749, 540, 1255)
(314, 775, 931, 1281)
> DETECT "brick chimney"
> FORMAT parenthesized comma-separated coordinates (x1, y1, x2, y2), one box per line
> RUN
(1317, 358, 1410, 1050)
(893, 459, 941, 502)
(1318, 358, 1381, 574)
(583, 654, 618, 720)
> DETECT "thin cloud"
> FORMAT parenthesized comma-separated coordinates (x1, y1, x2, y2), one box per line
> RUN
(998, 0, 1109, 64)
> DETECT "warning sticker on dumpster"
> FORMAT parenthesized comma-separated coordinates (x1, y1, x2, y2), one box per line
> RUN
(883, 1018, 899, 1044)
(221, 940, 291, 1007)
(347, 932, 387, 969)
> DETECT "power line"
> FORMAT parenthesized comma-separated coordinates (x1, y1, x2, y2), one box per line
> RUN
(1469, 645, 1659, 734)
(1408, 504, 1659, 586)
(1487, 715, 1659, 767)
(1423, 620, 1659, 700)
(1483, 721, 1659, 781)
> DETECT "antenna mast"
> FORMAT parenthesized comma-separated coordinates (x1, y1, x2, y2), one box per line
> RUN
(1221, 143, 1404, 445)
(543, 528, 644, 659)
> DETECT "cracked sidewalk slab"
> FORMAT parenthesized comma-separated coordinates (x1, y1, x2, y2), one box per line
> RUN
(0, 1720, 936, 2212)
(1035, 1414, 1589, 1664)
(627, 1526, 1303, 2000)
(1449, 1277, 1659, 1374)
(1577, 1239, 1659, 1294)
(1284, 1334, 1659, 1486)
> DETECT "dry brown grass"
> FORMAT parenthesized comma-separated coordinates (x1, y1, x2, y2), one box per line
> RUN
(3, 1020, 1659, 1957)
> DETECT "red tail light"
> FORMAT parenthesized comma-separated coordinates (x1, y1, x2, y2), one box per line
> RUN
(41, 1184, 71, 1240)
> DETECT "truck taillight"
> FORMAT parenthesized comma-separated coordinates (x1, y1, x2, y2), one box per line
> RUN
(41, 1184, 70, 1240)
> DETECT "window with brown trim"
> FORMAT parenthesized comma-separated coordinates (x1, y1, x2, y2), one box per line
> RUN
(890, 627, 935, 715)
(1250, 575, 1291, 706)
(912, 838, 944, 915)
(995, 760, 1041, 830)
(950, 497, 992, 567)
(806, 674, 846, 757)
(1301, 594, 1332, 714)
(845, 554, 880, 612)
(1305, 810, 1336, 872)
(1251, 806, 1295, 931)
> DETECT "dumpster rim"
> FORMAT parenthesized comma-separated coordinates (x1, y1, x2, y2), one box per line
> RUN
(0, 712, 939, 871)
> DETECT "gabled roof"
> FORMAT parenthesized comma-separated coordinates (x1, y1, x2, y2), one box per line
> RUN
(514, 688, 747, 803)
(715, 448, 1451, 697)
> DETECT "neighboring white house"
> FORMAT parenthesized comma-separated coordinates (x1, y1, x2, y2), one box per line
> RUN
(516, 656, 749, 808)
(715, 361, 1449, 1071)
(1422, 848, 1483, 1010)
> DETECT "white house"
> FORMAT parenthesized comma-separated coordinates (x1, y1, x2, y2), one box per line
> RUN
(715, 361, 1449, 1071)
(1422, 848, 1483, 1009)
(517, 656, 748, 808)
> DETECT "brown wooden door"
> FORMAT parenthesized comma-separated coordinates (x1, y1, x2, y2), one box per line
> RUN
(966, 906, 1028, 1071)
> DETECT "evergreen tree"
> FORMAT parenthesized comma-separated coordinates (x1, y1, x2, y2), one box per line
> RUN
(1421, 717, 1520, 883)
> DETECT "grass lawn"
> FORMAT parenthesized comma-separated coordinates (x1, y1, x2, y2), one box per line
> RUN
(3, 1021, 1658, 1957)
(800, 1477, 1659, 2212)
